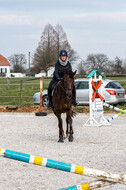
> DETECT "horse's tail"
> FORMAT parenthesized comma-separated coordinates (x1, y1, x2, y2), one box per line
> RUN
(72, 110, 77, 117)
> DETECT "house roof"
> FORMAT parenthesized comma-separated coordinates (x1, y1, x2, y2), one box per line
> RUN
(0, 54, 10, 66)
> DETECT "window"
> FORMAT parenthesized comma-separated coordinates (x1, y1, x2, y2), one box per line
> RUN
(5, 68, 7, 73)
(1, 68, 2, 73)
(74, 81, 81, 89)
(78, 81, 89, 89)
(105, 82, 122, 89)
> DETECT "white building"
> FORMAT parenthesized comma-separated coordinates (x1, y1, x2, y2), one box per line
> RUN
(35, 67, 54, 77)
(35, 70, 46, 77)
(0, 54, 10, 77)
(47, 67, 54, 77)
(10, 73, 26, 78)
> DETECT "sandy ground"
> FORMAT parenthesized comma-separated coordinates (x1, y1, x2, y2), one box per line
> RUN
(0, 112, 125, 190)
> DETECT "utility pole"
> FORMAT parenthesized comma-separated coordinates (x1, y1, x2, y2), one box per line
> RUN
(28, 52, 30, 76)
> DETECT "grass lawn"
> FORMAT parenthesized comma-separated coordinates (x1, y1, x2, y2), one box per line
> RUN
(0, 77, 51, 105)
(0, 76, 126, 107)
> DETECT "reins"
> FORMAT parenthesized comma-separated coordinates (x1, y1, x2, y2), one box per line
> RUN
(58, 79, 73, 99)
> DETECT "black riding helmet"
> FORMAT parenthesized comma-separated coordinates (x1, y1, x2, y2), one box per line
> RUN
(59, 50, 68, 57)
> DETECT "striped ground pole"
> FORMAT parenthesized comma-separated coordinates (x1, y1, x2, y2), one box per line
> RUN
(106, 112, 123, 122)
(0, 148, 126, 184)
(103, 103, 125, 122)
(59, 183, 90, 190)
(59, 180, 115, 190)
(103, 103, 126, 114)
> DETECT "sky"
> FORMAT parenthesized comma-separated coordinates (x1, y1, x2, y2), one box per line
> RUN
(0, 0, 126, 68)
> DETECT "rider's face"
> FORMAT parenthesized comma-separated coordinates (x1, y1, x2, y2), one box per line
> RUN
(60, 55, 67, 62)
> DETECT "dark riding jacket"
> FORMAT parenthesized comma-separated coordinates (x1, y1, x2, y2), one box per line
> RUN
(53, 60, 72, 82)
(48, 59, 76, 105)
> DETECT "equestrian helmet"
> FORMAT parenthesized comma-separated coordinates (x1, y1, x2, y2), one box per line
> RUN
(59, 50, 68, 57)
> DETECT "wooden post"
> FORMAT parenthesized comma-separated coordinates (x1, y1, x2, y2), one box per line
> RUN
(28, 52, 30, 75)
(35, 77, 47, 116)
(20, 80, 23, 100)
(40, 78, 43, 112)
(6, 78, 10, 90)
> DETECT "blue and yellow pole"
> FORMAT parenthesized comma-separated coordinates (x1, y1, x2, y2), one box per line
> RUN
(59, 183, 90, 190)
(0, 148, 126, 185)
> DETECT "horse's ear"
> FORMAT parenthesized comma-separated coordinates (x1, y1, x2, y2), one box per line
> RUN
(64, 69, 68, 75)
(73, 70, 77, 77)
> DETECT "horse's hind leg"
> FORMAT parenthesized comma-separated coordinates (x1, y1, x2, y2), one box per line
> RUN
(66, 110, 74, 142)
(56, 112, 64, 142)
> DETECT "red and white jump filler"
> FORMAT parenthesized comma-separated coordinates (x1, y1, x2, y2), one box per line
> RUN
(84, 70, 110, 127)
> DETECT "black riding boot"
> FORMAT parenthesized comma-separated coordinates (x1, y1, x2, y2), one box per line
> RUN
(72, 86, 77, 106)
(46, 79, 57, 109)
(46, 87, 53, 109)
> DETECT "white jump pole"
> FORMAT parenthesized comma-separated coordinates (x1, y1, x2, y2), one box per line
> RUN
(103, 102, 126, 122)
(103, 102, 126, 114)
(59, 180, 115, 190)
(106, 112, 123, 122)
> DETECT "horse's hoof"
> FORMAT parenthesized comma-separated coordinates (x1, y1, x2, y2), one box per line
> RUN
(58, 138, 64, 143)
(68, 135, 74, 142)
(63, 135, 66, 140)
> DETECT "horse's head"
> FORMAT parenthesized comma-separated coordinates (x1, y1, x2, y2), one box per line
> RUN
(62, 69, 76, 99)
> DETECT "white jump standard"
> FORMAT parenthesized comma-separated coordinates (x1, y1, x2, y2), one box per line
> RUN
(84, 70, 110, 127)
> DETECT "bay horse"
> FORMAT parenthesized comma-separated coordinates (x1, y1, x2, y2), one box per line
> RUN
(52, 69, 76, 142)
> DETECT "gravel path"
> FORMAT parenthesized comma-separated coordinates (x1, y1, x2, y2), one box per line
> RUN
(0, 112, 125, 190)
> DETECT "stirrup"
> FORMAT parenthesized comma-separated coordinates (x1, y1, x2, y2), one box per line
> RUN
(46, 102, 52, 109)
(73, 102, 77, 106)
(72, 100, 77, 106)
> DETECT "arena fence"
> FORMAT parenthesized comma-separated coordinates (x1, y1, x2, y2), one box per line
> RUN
(0, 77, 51, 106)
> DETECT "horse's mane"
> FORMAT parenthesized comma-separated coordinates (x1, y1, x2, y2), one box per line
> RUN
(65, 70, 74, 79)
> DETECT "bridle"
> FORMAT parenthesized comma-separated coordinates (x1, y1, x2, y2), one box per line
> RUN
(59, 78, 73, 99)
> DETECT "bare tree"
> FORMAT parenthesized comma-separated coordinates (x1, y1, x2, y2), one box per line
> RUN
(122, 60, 126, 74)
(77, 60, 87, 75)
(104, 60, 115, 74)
(55, 24, 67, 57)
(105, 57, 123, 75)
(114, 57, 123, 74)
(8, 54, 26, 72)
(33, 24, 57, 75)
(55, 24, 78, 63)
(32, 23, 79, 75)
(84, 54, 109, 73)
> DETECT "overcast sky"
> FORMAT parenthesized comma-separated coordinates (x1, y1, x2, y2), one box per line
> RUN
(0, 0, 126, 66)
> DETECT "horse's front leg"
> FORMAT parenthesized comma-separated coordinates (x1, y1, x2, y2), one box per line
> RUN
(56, 112, 64, 143)
(66, 117, 69, 138)
(66, 109, 74, 142)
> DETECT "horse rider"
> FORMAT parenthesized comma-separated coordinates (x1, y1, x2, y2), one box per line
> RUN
(46, 50, 77, 108)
